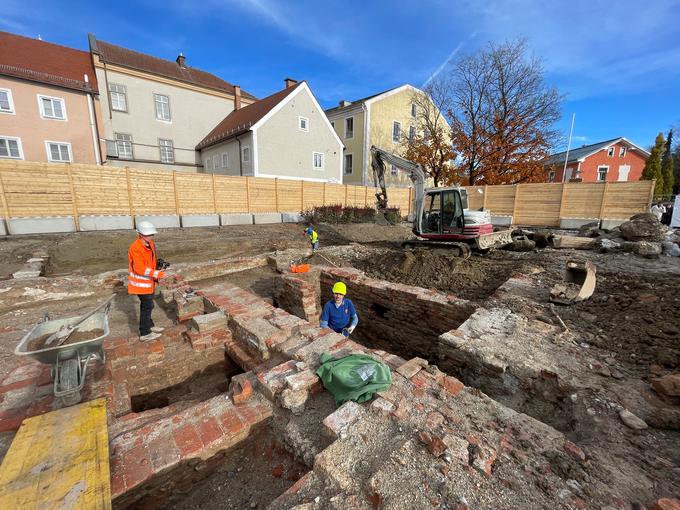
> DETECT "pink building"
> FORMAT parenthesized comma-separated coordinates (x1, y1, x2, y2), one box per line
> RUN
(0, 31, 103, 164)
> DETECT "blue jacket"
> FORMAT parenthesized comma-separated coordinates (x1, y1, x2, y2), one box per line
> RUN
(320, 298, 358, 333)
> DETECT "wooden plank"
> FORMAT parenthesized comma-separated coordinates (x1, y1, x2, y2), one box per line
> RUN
(553, 235, 596, 250)
(0, 398, 111, 509)
(0, 168, 11, 220)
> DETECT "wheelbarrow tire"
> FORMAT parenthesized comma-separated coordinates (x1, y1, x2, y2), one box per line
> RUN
(58, 358, 82, 406)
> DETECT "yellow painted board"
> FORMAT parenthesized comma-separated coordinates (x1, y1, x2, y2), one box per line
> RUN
(0, 398, 111, 509)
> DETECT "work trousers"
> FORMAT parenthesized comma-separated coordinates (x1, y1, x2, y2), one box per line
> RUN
(138, 294, 155, 336)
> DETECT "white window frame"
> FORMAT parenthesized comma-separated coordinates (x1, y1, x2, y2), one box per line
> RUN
(607, 146, 614, 157)
(109, 83, 128, 112)
(159, 138, 174, 164)
(154, 93, 171, 122)
(213, 155, 219, 169)
(0, 88, 15, 114)
(242, 146, 251, 163)
(114, 132, 133, 160)
(345, 116, 354, 139)
(44, 140, 72, 163)
(0, 135, 23, 159)
(221, 152, 229, 168)
(37, 94, 67, 120)
(392, 121, 401, 143)
(619, 147, 626, 157)
(298, 116, 309, 132)
(411, 103, 417, 118)
(344, 153, 353, 175)
(597, 165, 609, 182)
(390, 164, 398, 176)
(313, 151, 324, 170)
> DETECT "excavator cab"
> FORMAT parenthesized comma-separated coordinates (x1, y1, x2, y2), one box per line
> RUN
(420, 188, 466, 235)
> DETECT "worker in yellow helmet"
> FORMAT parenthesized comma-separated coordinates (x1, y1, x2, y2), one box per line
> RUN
(320, 281, 358, 337)
(305, 226, 319, 251)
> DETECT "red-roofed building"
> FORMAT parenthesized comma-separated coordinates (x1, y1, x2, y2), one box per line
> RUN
(0, 31, 104, 164)
(89, 34, 257, 171)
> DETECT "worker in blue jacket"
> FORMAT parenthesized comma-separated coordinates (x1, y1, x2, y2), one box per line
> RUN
(320, 282, 358, 337)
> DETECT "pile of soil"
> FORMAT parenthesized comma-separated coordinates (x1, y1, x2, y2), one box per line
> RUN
(354, 248, 521, 301)
(27, 328, 104, 352)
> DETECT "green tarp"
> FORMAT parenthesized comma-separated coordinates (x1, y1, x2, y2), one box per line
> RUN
(315, 352, 392, 405)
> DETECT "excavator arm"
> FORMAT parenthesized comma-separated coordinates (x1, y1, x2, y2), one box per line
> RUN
(370, 146, 425, 218)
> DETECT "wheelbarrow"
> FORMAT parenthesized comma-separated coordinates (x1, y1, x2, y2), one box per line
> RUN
(14, 297, 113, 406)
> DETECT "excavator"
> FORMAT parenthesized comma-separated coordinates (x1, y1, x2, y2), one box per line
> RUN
(370, 146, 514, 258)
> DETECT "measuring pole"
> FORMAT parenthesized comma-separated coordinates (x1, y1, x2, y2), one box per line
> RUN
(562, 113, 575, 182)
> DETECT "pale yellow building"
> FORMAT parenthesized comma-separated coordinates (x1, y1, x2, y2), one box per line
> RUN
(325, 84, 442, 187)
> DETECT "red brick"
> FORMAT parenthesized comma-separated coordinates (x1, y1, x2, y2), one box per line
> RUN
(563, 440, 586, 461)
(109, 454, 127, 497)
(220, 409, 244, 434)
(172, 424, 203, 456)
(121, 444, 153, 488)
(197, 416, 223, 447)
(0, 408, 27, 432)
(146, 435, 181, 472)
(411, 372, 430, 389)
(442, 376, 464, 397)
(236, 405, 260, 426)
(232, 377, 253, 405)
(0, 378, 36, 394)
(651, 499, 680, 510)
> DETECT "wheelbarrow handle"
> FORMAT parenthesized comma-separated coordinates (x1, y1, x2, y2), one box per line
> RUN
(52, 295, 115, 347)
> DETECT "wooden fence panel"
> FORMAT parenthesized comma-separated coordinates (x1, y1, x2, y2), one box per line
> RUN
(324, 184, 345, 206)
(127, 168, 176, 215)
(302, 181, 324, 210)
(248, 177, 276, 213)
(603, 181, 654, 219)
(561, 183, 603, 219)
(0, 163, 72, 217)
(513, 183, 562, 226)
(175, 173, 215, 214)
(214, 175, 249, 213)
(389, 188, 411, 216)
(71, 165, 129, 215)
(277, 179, 303, 212)
(464, 186, 486, 210)
(485, 185, 516, 215)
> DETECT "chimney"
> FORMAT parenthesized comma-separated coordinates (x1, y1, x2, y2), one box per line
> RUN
(284, 77, 298, 89)
(234, 85, 242, 110)
(339, 100, 352, 107)
(176, 52, 186, 68)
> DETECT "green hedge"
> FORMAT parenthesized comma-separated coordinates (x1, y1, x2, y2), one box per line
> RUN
(301, 205, 401, 224)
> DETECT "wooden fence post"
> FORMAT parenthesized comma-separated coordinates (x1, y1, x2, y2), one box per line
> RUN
(274, 178, 279, 212)
(125, 168, 135, 219)
(245, 177, 251, 213)
(0, 169, 11, 233)
(512, 184, 521, 221)
(65, 164, 80, 231)
(599, 182, 610, 219)
(482, 185, 488, 209)
(172, 170, 180, 215)
(211, 174, 218, 214)
(647, 179, 656, 206)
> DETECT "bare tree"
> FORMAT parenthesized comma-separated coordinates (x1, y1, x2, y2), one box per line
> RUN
(443, 39, 563, 185)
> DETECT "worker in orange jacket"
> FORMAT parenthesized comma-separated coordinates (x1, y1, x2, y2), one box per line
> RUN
(128, 221, 169, 341)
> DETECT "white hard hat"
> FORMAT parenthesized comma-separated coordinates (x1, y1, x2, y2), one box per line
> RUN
(136, 221, 158, 236)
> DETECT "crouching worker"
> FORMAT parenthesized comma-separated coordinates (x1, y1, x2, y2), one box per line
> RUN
(320, 282, 358, 337)
(128, 221, 169, 342)
(305, 226, 319, 251)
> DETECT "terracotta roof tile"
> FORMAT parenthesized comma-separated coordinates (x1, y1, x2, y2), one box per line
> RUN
(90, 36, 256, 100)
(0, 31, 97, 92)
(197, 82, 302, 150)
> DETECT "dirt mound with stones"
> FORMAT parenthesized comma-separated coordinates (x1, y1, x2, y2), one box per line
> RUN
(355, 248, 521, 301)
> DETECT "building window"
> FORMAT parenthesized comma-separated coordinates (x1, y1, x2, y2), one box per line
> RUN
(392, 121, 401, 143)
(0, 136, 22, 159)
(154, 93, 171, 121)
(0, 89, 15, 114)
(345, 117, 354, 139)
(38, 95, 66, 120)
(45, 141, 72, 162)
(242, 146, 250, 163)
(597, 166, 608, 181)
(390, 164, 398, 176)
(411, 103, 417, 117)
(620, 147, 626, 157)
(115, 133, 133, 159)
(222, 152, 229, 168)
(607, 146, 614, 157)
(159, 139, 174, 163)
(206, 156, 213, 171)
(313, 152, 324, 169)
(344, 154, 353, 175)
(409, 126, 416, 141)
(548, 171, 555, 182)
(109, 83, 127, 112)
(298, 116, 309, 131)
(213, 155, 219, 169)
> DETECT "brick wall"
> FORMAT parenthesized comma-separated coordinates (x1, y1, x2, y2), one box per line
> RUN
(273, 272, 320, 325)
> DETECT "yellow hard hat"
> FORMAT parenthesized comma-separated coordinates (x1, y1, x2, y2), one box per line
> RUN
(332, 281, 347, 295)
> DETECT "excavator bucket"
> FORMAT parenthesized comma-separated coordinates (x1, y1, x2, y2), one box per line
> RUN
(550, 259, 597, 305)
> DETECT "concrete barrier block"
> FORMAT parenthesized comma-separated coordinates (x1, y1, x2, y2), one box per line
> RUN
(181, 214, 220, 228)
(281, 212, 303, 223)
(79, 215, 134, 231)
(8, 216, 76, 235)
(490, 215, 513, 227)
(600, 219, 627, 230)
(220, 214, 253, 226)
(559, 217, 600, 229)
(0, 219, 6, 236)
(135, 215, 181, 229)
(253, 213, 283, 224)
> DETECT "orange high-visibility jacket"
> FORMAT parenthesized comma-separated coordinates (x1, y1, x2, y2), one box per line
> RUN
(127, 238, 165, 295)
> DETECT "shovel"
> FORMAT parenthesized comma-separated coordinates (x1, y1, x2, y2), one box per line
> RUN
(44, 295, 116, 347)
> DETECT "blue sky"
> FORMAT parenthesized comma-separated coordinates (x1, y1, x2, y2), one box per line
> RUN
(3, 0, 679, 151)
